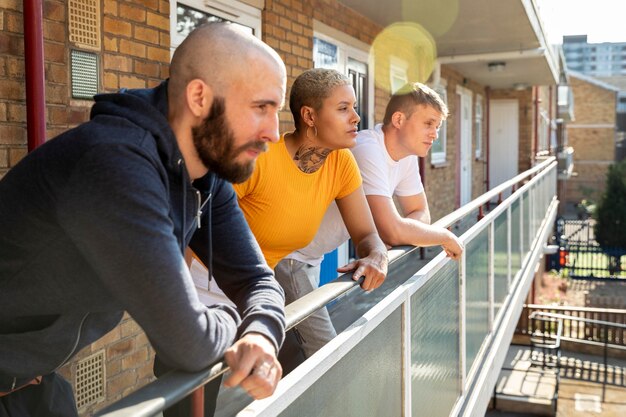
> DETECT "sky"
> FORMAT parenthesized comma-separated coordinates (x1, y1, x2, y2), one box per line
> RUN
(537, 0, 626, 44)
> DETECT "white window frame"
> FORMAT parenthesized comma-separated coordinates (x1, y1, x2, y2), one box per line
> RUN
(429, 80, 448, 164)
(389, 56, 409, 94)
(474, 94, 483, 159)
(170, 0, 262, 54)
(313, 24, 374, 129)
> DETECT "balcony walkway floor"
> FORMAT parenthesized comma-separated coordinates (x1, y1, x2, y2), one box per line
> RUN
(487, 346, 626, 417)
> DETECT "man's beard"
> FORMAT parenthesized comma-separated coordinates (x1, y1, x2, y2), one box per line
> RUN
(192, 97, 267, 183)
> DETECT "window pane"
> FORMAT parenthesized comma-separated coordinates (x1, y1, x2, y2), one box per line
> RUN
(176, 4, 253, 37)
(431, 84, 447, 161)
(348, 58, 369, 129)
(474, 99, 483, 158)
(313, 37, 339, 70)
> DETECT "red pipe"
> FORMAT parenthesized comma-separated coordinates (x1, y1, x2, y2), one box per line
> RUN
(533, 87, 539, 165)
(190, 387, 205, 417)
(548, 86, 553, 154)
(485, 87, 490, 191)
(484, 87, 490, 210)
(24, 0, 46, 151)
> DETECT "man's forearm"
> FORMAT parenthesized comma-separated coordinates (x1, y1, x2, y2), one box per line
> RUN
(406, 208, 431, 225)
(386, 217, 454, 248)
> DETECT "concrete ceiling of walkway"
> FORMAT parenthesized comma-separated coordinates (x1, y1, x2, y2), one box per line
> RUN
(338, 0, 559, 88)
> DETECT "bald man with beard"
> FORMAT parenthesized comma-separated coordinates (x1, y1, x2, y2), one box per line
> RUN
(0, 23, 286, 416)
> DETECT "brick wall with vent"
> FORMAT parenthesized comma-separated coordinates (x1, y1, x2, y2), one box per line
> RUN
(0, 1, 168, 414)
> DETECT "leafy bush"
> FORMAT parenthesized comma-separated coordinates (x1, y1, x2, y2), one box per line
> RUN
(594, 160, 626, 272)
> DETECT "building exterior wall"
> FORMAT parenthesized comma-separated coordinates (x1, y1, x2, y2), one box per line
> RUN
(0, 0, 554, 414)
(488, 88, 535, 174)
(563, 76, 617, 208)
(424, 65, 488, 221)
(563, 35, 626, 77)
(0, 1, 170, 414)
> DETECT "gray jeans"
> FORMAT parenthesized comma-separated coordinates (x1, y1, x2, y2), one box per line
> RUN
(274, 258, 337, 358)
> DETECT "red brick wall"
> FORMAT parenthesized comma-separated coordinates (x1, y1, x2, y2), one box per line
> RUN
(0, 0, 169, 179)
(57, 314, 155, 415)
(0, 1, 169, 414)
(101, 0, 170, 92)
(424, 65, 488, 221)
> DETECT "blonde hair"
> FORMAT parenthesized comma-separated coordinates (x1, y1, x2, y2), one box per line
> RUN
(383, 82, 448, 124)
(289, 68, 351, 127)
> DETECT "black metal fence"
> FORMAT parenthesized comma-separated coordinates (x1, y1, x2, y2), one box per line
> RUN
(518, 304, 626, 347)
(551, 218, 626, 279)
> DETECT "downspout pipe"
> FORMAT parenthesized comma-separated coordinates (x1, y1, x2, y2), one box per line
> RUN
(533, 86, 539, 166)
(24, 0, 46, 151)
(485, 87, 490, 192)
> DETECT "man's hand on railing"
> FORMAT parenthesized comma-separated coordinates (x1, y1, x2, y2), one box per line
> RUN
(337, 248, 388, 292)
(441, 230, 464, 261)
(223, 332, 283, 399)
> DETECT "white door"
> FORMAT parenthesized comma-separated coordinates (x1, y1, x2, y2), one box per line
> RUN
(458, 87, 473, 206)
(489, 100, 519, 193)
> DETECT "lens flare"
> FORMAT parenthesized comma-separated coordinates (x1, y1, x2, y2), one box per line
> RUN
(401, 0, 459, 37)
(371, 22, 437, 93)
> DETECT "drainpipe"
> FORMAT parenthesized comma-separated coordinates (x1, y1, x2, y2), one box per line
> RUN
(533, 86, 539, 166)
(485, 87, 490, 192)
(24, 0, 46, 151)
(548, 85, 553, 154)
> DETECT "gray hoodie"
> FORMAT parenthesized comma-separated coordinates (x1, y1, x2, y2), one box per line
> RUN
(0, 81, 285, 387)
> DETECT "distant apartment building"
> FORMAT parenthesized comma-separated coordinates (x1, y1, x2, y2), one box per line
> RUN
(562, 35, 626, 77)
(562, 35, 626, 161)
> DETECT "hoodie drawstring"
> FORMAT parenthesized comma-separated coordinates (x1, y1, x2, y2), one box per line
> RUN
(178, 159, 186, 253)
(178, 159, 214, 288)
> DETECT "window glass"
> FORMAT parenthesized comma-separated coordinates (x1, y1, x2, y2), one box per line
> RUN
(474, 96, 483, 159)
(313, 37, 339, 71)
(176, 4, 253, 37)
(430, 84, 447, 163)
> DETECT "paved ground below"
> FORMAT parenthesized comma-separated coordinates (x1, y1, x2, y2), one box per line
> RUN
(487, 348, 626, 417)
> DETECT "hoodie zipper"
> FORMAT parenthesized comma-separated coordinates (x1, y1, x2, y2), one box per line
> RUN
(53, 313, 89, 372)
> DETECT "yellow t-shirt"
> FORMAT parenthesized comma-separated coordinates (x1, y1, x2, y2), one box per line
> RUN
(234, 135, 362, 269)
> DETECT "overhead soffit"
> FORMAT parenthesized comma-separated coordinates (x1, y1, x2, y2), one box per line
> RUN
(338, 0, 557, 87)
(338, 0, 540, 56)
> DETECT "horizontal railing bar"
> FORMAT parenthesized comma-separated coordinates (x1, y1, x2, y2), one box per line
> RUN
(436, 157, 556, 229)
(525, 304, 626, 315)
(529, 311, 626, 329)
(97, 160, 558, 417)
(559, 336, 626, 351)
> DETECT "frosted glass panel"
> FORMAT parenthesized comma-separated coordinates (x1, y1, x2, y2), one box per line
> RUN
(523, 192, 530, 252)
(280, 309, 402, 417)
(411, 261, 460, 417)
(510, 200, 521, 282)
(493, 213, 509, 317)
(465, 228, 490, 375)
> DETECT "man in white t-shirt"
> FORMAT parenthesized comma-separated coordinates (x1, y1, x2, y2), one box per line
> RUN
(276, 82, 464, 358)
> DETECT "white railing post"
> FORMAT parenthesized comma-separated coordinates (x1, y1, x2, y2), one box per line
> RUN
(488, 221, 495, 331)
(402, 293, 412, 417)
(507, 205, 512, 291)
(459, 249, 467, 392)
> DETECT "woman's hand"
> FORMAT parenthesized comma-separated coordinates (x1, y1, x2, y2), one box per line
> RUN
(337, 249, 388, 291)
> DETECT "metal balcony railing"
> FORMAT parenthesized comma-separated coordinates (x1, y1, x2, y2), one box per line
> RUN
(97, 158, 558, 417)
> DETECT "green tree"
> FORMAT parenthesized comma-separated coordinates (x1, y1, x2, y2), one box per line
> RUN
(594, 160, 626, 273)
